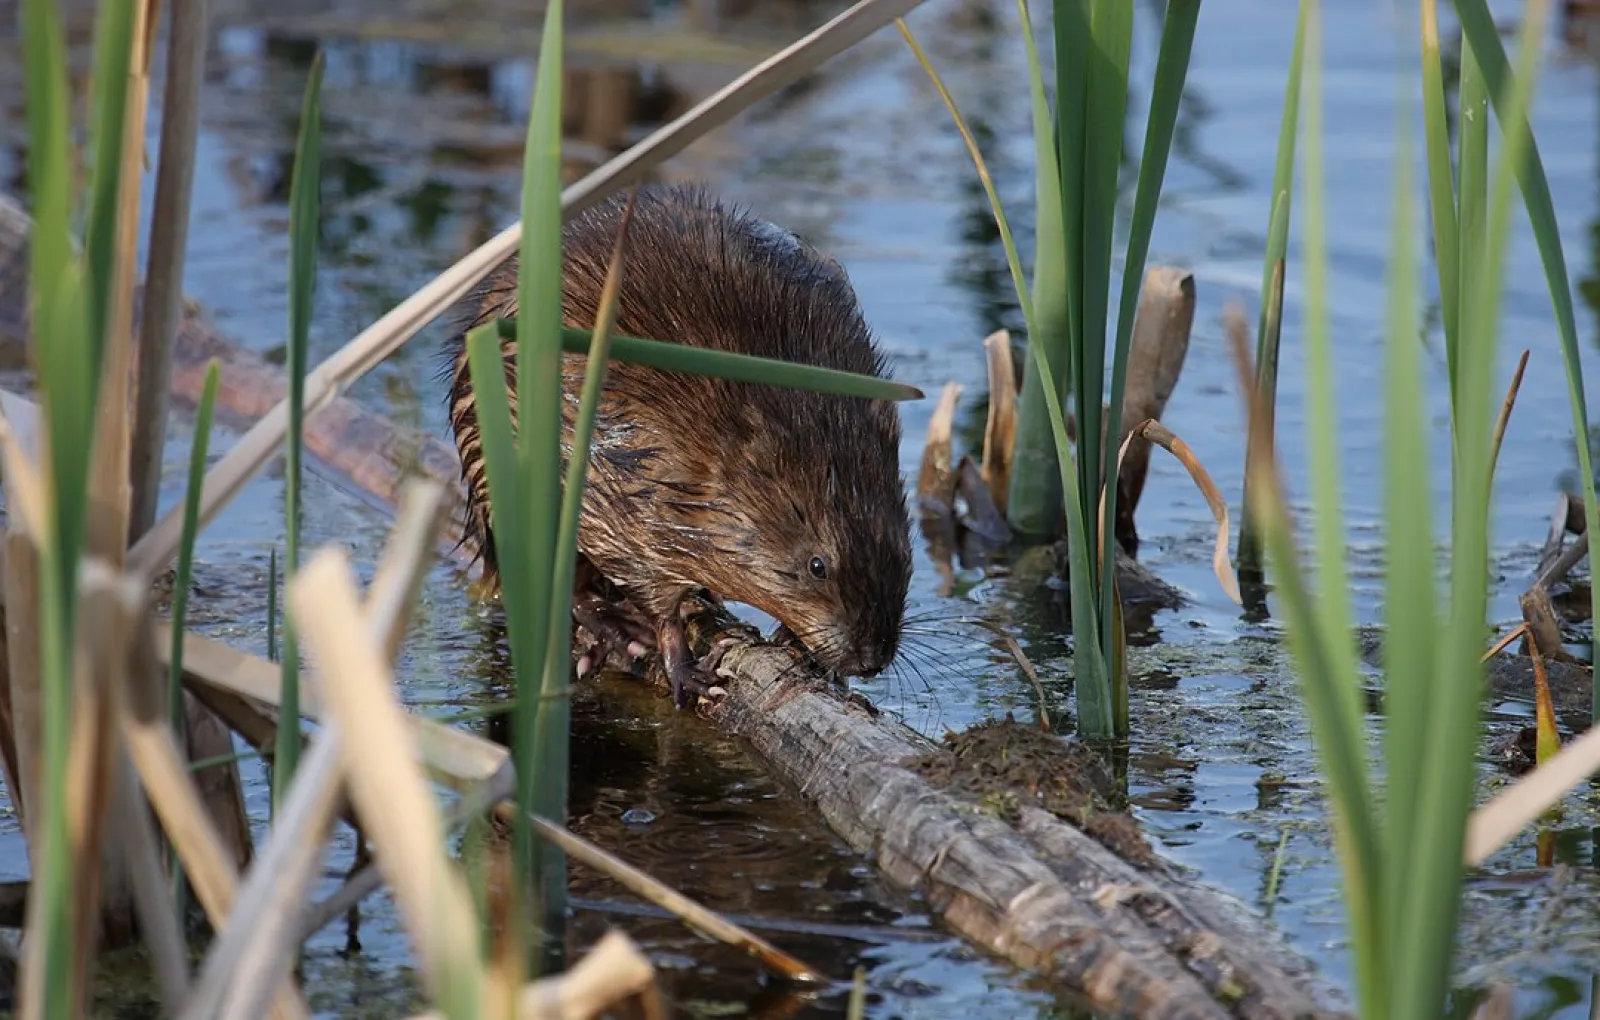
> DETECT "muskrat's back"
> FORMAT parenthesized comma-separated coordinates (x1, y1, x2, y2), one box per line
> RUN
(443, 184, 913, 692)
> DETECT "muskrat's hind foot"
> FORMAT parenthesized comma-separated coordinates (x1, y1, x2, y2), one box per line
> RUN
(571, 589, 656, 677)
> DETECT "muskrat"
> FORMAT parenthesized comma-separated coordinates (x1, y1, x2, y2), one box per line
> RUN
(442, 184, 913, 706)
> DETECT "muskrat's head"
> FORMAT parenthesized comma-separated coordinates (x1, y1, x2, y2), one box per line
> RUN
(555, 184, 916, 679)
(703, 394, 914, 681)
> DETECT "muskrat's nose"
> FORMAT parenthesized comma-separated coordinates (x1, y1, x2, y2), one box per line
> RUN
(850, 644, 894, 679)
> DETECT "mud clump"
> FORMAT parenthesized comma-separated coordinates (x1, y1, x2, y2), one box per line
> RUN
(904, 715, 1157, 868)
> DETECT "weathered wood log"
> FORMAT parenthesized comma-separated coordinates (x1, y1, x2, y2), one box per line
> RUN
(0, 193, 1348, 1018)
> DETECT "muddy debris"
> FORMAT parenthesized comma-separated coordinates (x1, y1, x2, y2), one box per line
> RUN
(1358, 628, 1596, 727)
(903, 714, 1159, 870)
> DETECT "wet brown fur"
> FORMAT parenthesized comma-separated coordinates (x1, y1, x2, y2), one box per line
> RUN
(441, 184, 913, 681)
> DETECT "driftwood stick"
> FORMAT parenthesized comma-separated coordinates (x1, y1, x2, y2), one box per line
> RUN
(696, 626, 1344, 1019)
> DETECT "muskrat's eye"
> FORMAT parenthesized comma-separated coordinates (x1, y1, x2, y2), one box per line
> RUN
(808, 555, 829, 580)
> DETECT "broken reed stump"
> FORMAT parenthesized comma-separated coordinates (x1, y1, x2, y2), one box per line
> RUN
(916, 267, 1198, 616)
(0, 195, 1347, 1018)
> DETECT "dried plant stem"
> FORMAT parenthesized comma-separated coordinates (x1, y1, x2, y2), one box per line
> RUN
(290, 548, 487, 1010)
(78, 561, 189, 1008)
(515, 809, 821, 984)
(915, 382, 962, 511)
(130, 0, 211, 541)
(1465, 720, 1600, 866)
(91, 0, 158, 562)
(175, 730, 342, 1020)
(1488, 348, 1530, 485)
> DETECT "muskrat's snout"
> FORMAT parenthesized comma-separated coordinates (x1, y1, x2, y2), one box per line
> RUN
(843, 635, 897, 680)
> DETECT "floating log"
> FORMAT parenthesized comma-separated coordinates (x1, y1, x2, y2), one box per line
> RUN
(0, 192, 1348, 1018)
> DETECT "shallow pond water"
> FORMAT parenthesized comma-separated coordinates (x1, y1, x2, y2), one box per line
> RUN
(3, 0, 1600, 1016)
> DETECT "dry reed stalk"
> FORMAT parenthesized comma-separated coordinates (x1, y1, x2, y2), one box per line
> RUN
(1, 391, 250, 879)
(130, 0, 210, 542)
(89, 0, 162, 932)
(915, 382, 962, 512)
(1111, 267, 1196, 554)
(76, 561, 189, 1008)
(172, 484, 444, 1017)
(1488, 348, 1530, 483)
(89, 0, 158, 562)
(0, 392, 46, 835)
(174, 729, 342, 1020)
(1480, 623, 1529, 662)
(113, 572, 310, 1020)
(0, 538, 27, 838)
(125, 0, 929, 584)
(515, 811, 820, 984)
(289, 547, 488, 1005)
(364, 481, 449, 661)
(980, 330, 1015, 516)
(403, 930, 665, 1020)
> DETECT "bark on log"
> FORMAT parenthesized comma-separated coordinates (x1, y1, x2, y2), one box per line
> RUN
(0, 191, 1349, 1018)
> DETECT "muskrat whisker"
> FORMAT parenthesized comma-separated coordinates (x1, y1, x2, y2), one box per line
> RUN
(892, 646, 960, 691)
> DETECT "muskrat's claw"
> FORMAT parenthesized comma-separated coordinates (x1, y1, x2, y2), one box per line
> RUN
(696, 635, 740, 679)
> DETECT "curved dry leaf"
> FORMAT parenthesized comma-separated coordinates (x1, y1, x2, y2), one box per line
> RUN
(1102, 419, 1242, 606)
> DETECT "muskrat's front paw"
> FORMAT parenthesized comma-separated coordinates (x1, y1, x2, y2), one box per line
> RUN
(572, 593, 657, 677)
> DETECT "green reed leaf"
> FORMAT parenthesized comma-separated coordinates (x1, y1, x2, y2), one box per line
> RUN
(275, 50, 325, 815)
(1006, 0, 1071, 536)
(1237, 0, 1308, 582)
(168, 359, 219, 921)
(1377, 54, 1440, 1018)
(170, 360, 220, 737)
(1454, 40, 1489, 415)
(1054, 0, 1090, 394)
(1097, 0, 1199, 727)
(516, 0, 569, 935)
(1393, 2, 1550, 1012)
(1072, 0, 1133, 558)
(1449, 0, 1600, 722)
(19, 0, 93, 1006)
(1420, 0, 1461, 386)
(82, 0, 136, 360)
(266, 545, 279, 662)
(491, 320, 922, 400)
(1285, 2, 1387, 1010)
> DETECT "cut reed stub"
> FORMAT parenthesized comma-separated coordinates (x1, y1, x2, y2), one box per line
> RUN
(1113, 267, 1196, 558)
(915, 381, 963, 521)
(980, 329, 1017, 517)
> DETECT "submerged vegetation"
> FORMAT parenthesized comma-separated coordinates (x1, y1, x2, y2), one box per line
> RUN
(3, 0, 1600, 1016)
